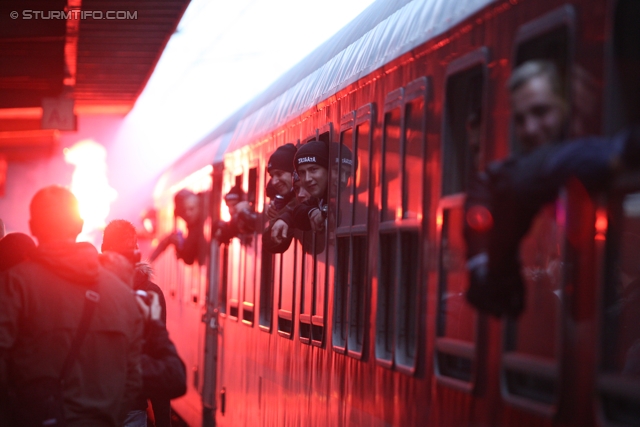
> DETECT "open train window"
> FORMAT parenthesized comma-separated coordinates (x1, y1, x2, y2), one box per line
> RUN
(511, 5, 574, 154)
(501, 8, 575, 414)
(375, 78, 427, 374)
(333, 104, 374, 358)
(598, 174, 640, 426)
(436, 49, 488, 392)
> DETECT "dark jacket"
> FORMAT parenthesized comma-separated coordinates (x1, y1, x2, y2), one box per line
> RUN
(464, 134, 628, 317)
(0, 242, 144, 427)
(262, 200, 297, 254)
(132, 264, 185, 427)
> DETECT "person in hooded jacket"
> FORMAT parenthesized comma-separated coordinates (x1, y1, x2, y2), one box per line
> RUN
(0, 185, 143, 427)
(102, 220, 186, 427)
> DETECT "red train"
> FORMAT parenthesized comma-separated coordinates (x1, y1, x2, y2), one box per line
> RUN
(148, 0, 640, 425)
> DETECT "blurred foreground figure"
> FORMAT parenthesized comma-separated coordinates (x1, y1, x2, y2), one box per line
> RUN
(0, 185, 144, 427)
(0, 232, 35, 271)
(102, 220, 186, 427)
(464, 60, 640, 317)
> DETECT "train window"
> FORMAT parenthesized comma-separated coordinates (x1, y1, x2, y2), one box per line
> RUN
(354, 110, 372, 225)
(607, 0, 640, 132)
(436, 49, 488, 391)
(258, 200, 271, 329)
(332, 104, 373, 358)
(277, 238, 299, 339)
(382, 88, 403, 222)
(598, 183, 640, 425)
(404, 97, 425, 219)
(219, 245, 228, 315)
(228, 238, 241, 320)
(333, 111, 356, 352)
(242, 167, 259, 326)
(376, 79, 426, 373)
(511, 5, 574, 153)
(502, 9, 575, 413)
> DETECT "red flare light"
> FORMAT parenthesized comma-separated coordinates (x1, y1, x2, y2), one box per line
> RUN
(466, 205, 494, 232)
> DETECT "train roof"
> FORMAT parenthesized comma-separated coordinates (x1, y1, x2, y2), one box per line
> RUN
(156, 0, 496, 196)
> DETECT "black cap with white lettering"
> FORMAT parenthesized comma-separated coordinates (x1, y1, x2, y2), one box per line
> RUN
(293, 140, 329, 172)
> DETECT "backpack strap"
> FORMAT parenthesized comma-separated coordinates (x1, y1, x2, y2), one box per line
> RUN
(59, 286, 100, 380)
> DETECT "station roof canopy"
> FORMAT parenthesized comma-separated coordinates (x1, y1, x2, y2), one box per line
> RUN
(0, 0, 189, 156)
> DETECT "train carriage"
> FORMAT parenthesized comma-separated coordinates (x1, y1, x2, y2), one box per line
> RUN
(149, 0, 640, 425)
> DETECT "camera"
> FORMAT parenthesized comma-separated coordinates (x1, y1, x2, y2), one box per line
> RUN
(135, 289, 152, 305)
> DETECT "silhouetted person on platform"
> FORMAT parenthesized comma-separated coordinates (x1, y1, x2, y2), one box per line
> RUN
(0, 232, 35, 271)
(102, 220, 186, 427)
(0, 185, 143, 426)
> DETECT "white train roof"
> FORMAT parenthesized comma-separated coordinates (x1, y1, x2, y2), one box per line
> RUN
(156, 0, 496, 196)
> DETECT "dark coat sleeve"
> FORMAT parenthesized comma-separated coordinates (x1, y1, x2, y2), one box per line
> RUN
(292, 199, 319, 231)
(262, 207, 295, 254)
(142, 320, 187, 401)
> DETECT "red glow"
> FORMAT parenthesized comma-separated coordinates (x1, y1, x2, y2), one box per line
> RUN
(466, 205, 493, 232)
(595, 208, 607, 241)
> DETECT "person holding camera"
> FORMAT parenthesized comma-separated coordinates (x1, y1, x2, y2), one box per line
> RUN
(102, 220, 186, 427)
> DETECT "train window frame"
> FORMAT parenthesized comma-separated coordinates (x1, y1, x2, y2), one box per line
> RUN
(227, 173, 244, 321)
(241, 165, 259, 326)
(299, 124, 333, 347)
(509, 5, 576, 155)
(596, 172, 640, 427)
(435, 47, 489, 393)
(500, 9, 575, 415)
(259, 165, 274, 333)
(275, 139, 301, 339)
(332, 103, 375, 359)
(375, 77, 427, 374)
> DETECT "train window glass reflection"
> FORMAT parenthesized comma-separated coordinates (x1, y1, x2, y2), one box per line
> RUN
(404, 98, 425, 219)
(354, 119, 371, 225)
(436, 55, 486, 390)
(277, 239, 298, 338)
(338, 127, 354, 227)
(382, 107, 402, 222)
(333, 236, 349, 351)
(376, 232, 396, 365)
(599, 189, 640, 425)
(442, 64, 484, 197)
(220, 245, 228, 315)
(259, 246, 273, 330)
(333, 105, 372, 358)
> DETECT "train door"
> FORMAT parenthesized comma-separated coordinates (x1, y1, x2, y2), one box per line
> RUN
(435, 48, 489, 391)
(500, 6, 576, 416)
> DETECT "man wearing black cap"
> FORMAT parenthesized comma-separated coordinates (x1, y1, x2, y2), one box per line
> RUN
(292, 140, 330, 232)
(265, 143, 297, 220)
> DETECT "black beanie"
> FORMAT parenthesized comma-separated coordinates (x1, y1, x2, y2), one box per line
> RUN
(294, 140, 329, 172)
(268, 143, 297, 173)
(224, 185, 244, 203)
